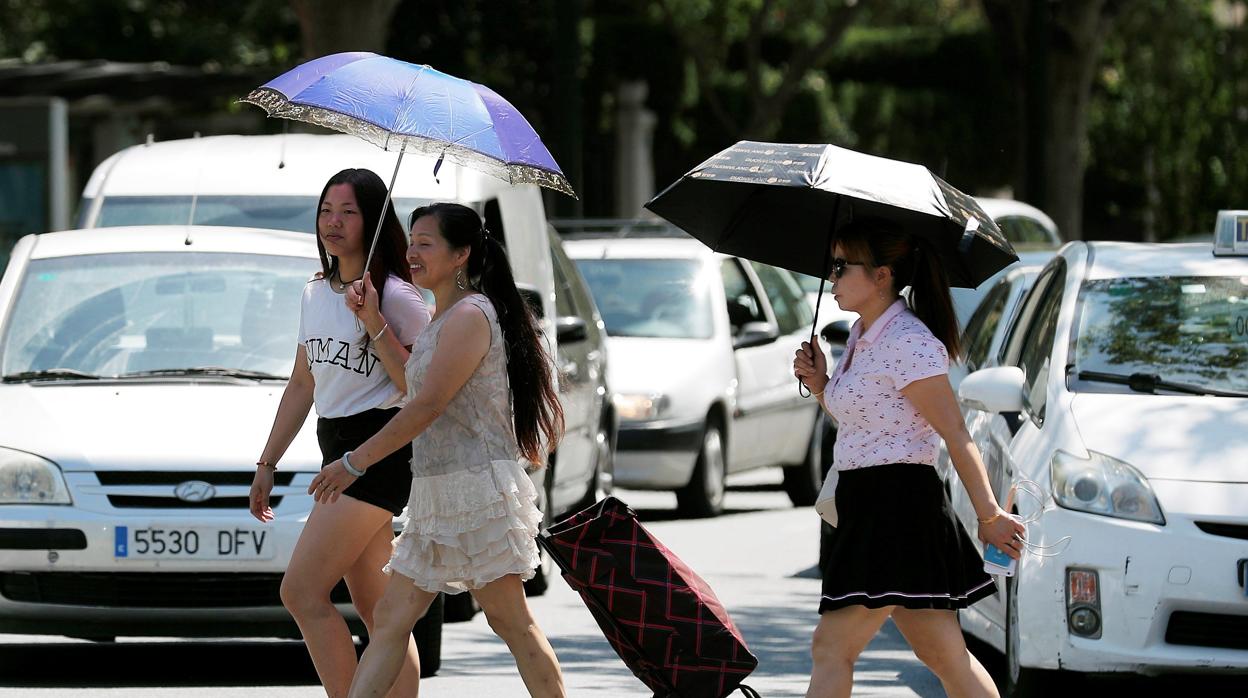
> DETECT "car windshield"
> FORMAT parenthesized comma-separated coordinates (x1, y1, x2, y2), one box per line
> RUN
(94, 196, 432, 234)
(573, 258, 714, 339)
(1071, 275, 1248, 394)
(0, 252, 314, 379)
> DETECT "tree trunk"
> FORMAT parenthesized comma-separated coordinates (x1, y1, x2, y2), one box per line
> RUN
(982, 0, 1120, 240)
(291, 0, 402, 60)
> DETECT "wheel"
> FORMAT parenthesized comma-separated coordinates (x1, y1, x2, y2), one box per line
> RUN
(1004, 564, 1061, 696)
(523, 462, 555, 596)
(676, 421, 726, 518)
(783, 412, 830, 506)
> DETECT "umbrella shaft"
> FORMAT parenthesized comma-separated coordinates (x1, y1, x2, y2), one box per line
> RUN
(363, 147, 406, 275)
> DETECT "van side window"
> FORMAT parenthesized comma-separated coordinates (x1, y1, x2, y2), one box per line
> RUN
(483, 199, 506, 249)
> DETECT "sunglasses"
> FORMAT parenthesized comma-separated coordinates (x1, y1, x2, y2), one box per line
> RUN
(830, 257, 867, 279)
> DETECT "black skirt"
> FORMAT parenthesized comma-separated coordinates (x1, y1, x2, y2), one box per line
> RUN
(316, 407, 412, 516)
(819, 462, 995, 613)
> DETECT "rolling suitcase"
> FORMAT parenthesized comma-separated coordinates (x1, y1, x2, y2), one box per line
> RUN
(537, 497, 761, 698)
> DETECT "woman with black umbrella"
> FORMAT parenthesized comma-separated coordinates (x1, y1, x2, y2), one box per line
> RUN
(793, 218, 1026, 697)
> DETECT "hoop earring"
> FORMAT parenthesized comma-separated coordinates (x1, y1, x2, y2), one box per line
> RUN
(455, 268, 468, 291)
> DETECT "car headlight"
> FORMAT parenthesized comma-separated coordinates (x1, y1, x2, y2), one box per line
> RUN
(612, 393, 669, 421)
(0, 447, 72, 505)
(1050, 450, 1163, 524)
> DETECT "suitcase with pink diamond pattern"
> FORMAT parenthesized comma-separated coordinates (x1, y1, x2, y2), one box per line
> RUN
(537, 496, 760, 698)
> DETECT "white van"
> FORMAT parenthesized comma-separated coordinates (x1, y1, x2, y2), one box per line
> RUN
(78, 133, 557, 324)
(76, 133, 615, 596)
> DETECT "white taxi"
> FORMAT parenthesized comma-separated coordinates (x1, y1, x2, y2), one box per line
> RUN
(0, 225, 440, 659)
(953, 213, 1248, 693)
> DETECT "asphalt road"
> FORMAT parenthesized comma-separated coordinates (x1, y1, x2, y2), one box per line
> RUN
(1, 471, 1242, 696)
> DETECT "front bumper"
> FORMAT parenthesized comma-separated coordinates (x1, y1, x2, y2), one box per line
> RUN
(613, 419, 702, 489)
(1016, 506, 1248, 675)
(0, 472, 364, 638)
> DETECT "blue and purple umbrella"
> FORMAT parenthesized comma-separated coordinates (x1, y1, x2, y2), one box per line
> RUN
(241, 52, 575, 198)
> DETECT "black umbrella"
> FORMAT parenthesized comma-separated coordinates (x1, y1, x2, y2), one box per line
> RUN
(644, 140, 1017, 289)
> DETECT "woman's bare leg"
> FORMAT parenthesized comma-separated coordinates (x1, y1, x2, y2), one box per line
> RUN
(891, 607, 999, 698)
(343, 522, 422, 697)
(280, 496, 394, 697)
(348, 573, 439, 698)
(471, 574, 565, 698)
(806, 605, 893, 698)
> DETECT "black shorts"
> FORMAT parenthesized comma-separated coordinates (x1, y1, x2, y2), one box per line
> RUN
(316, 408, 411, 516)
(818, 462, 995, 613)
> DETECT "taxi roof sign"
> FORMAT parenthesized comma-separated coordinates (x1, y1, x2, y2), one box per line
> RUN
(1213, 210, 1248, 256)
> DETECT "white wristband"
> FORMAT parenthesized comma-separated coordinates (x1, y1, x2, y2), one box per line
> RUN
(341, 450, 366, 477)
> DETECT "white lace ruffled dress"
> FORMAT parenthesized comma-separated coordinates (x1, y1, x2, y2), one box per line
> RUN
(384, 294, 542, 594)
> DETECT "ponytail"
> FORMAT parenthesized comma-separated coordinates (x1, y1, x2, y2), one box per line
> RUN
(410, 203, 564, 463)
(836, 219, 962, 360)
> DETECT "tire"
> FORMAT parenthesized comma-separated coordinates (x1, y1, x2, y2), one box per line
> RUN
(1004, 564, 1061, 696)
(523, 463, 555, 597)
(676, 421, 726, 518)
(442, 591, 479, 623)
(362, 594, 442, 677)
(783, 412, 828, 506)
(413, 592, 444, 678)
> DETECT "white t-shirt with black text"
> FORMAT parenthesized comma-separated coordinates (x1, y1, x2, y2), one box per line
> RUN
(298, 274, 431, 419)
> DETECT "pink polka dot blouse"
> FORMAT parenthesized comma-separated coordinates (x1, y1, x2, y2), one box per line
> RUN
(822, 300, 950, 471)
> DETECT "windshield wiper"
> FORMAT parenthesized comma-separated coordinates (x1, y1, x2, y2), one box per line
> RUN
(2, 369, 103, 383)
(1076, 370, 1248, 398)
(120, 367, 288, 381)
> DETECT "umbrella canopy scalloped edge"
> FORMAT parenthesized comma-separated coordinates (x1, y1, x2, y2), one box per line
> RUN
(241, 86, 577, 199)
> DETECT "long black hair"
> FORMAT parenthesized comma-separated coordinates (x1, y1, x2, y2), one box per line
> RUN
(835, 218, 962, 360)
(314, 168, 411, 348)
(409, 202, 564, 464)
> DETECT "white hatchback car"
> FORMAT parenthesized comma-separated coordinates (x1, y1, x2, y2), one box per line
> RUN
(564, 234, 825, 517)
(0, 225, 440, 666)
(951, 231, 1248, 692)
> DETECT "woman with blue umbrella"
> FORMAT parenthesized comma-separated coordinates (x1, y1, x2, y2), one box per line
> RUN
(311, 204, 567, 697)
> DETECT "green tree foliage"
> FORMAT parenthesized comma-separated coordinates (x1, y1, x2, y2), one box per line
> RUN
(1087, 0, 1248, 241)
(0, 0, 299, 68)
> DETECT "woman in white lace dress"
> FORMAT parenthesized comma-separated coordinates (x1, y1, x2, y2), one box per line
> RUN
(310, 202, 566, 697)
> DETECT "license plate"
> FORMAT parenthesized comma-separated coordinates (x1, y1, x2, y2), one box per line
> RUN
(113, 526, 275, 560)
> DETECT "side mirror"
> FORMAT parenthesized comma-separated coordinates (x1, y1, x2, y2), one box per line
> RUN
(734, 321, 779, 349)
(516, 284, 545, 320)
(958, 366, 1026, 413)
(555, 315, 588, 344)
(820, 320, 851, 346)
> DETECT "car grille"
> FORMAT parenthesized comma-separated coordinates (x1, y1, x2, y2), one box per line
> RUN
(94, 471, 295, 509)
(1194, 522, 1248, 541)
(106, 495, 282, 509)
(1165, 611, 1248, 650)
(0, 572, 350, 608)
